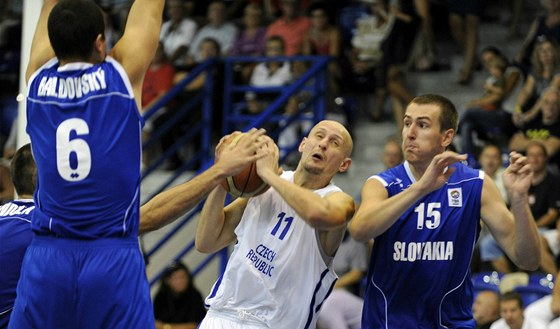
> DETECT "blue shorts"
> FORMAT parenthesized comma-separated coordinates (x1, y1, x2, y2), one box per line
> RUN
(8, 236, 154, 329)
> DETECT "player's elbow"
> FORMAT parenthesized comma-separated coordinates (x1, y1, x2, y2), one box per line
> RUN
(195, 239, 214, 254)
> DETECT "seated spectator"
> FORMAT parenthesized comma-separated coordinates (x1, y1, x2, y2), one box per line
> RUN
(490, 291, 547, 329)
(245, 35, 293, 114)
(340, 0, 393, 122)
(317, 231, 368, 329)
(473, 290, 500, 329)
(160, 0, 198, 67)
(265, 0, 311, 56)
(480, 46, 524, 112)
(141, 42, 176, 167)
(228, 3, 267, 83)
(515, 36, 560, 114)
(302, 2, 342, 108)
(188, 1, 238, 62)
(480, 142, 560, 275)
(153, 261, 206, 329)
(382, 137, 403, 169)
(524, 271, 560, 328)
(228, 3, 266, 57)
(460, 55, 515, 157)
(510, 87, 560, 163)
(514, 0, 560, 76)
(157, 38, 223, 170)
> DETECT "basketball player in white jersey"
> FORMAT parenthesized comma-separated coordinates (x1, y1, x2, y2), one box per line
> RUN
(196, 120, 355, 329)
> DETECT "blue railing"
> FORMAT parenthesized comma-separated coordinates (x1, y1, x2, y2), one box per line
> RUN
(143, 55, 330, 287)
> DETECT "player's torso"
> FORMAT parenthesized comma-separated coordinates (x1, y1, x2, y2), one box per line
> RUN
(26, 58, 142, 239)
(364, 163, 483, 328)
(206, 171, 338, 328)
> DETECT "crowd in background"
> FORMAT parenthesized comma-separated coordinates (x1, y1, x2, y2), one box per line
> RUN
(3, 0, 560, 328)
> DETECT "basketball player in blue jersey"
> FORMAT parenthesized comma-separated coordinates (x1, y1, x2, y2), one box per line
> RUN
(195, 120, 356, 329)
(0, 144, 35, 328)
(10, 1, 266, 328)
(349, 94, 542, 328)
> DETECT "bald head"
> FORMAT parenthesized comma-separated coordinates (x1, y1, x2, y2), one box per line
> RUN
(310, 120, 353, 157)
(473, 290, 500, 325)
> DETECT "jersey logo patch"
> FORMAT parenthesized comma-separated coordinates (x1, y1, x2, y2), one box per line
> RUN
(447, 188, 462, 207)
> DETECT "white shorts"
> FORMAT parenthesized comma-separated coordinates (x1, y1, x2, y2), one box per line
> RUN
(198, 308, 269, 329)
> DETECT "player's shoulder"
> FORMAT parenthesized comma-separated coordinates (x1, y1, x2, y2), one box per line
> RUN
(448, 163, 484, 183)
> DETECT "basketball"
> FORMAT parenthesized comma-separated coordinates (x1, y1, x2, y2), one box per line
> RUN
(219, 133, 269, 198)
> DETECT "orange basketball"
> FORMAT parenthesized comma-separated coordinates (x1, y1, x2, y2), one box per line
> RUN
(219, 133, 269, 198)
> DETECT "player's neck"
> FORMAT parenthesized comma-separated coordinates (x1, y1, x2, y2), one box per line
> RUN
(294, 169, 330, 190)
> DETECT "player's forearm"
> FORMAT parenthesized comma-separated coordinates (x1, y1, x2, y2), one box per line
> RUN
(261, 171, 350, 229)
(509, 196, 541, 270)
(139, 165, 229, 234)
(350, 182, 426, 241)
(196, 187, 231, 253)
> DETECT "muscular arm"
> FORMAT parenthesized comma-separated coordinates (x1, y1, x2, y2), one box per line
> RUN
(195, 187, 248, 254)
(110, 0, 165, 107)
(349, 151, 466, 242)
(25, 0, 58, 82)
(481, 155, 541, 270)
(139, 129, 266, 234)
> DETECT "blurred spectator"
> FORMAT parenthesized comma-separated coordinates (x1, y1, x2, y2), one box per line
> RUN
(480, 46, 524, 112)
(459, 55, 515, 156)
(265, 0, 311, 56)
(142, 42, 176, 111)
(490, 291, 547, 329)
(341, 0, 393, 122)
(515, 0, 560, 76)
(302, 2, 342, 105)
(481, 142, 559, 275)
(382, 137, 403, 169)
(473, 290, 500, 329)
(510, 87, 560, 162)
(245, 36, 293, 114)
(448, 0, 483, 85)
(524, 271, 560, 328)
(141, 42, 176, 167)
(229, 3, 266, 57)
(188, 1, 238, 62)
(160, 0, 198, 67)
(376, 0, 418, 130)
(515, 36, 560, 114)
(228, 3, 267, 83)
(153, 261, 206, 329)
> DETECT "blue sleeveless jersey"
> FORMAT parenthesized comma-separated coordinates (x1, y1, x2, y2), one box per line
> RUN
(26, 57, 143, 239)
(363, 162, 483, 329)
(0, 199, 34, 327)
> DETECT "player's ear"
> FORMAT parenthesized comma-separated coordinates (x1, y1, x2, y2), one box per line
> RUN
(338, 157, 352, 173)
(298, 137, 308, 153)
(441, 129, 455, 149)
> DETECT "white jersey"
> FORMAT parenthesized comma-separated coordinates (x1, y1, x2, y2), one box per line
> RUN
(204, 171, 340, 328)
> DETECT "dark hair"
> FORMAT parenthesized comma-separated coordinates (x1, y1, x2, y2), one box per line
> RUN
(10, 143, 36, 196)
(48, 0, 105, 60)
(410, 94, 458, 132)
(161, 261, 193, 289)
(200, 37, 222, 57)
(500, 291, 523, 309)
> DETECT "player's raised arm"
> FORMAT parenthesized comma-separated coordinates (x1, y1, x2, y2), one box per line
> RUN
(25, 0, 58, 83)
(109, 0, 165, 96)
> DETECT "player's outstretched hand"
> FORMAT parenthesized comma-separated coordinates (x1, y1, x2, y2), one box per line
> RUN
(417, 151, 467, 193)
(215, 128, 267, 176)
(503, 151, 532, 197)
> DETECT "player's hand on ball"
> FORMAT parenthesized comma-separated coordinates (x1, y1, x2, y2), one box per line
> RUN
(215, 128, 266, 177)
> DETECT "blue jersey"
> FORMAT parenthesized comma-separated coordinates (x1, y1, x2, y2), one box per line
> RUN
(362, 162, 484, 329)
(26, 57, 143, 239)
(0, 199, 34, 328)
